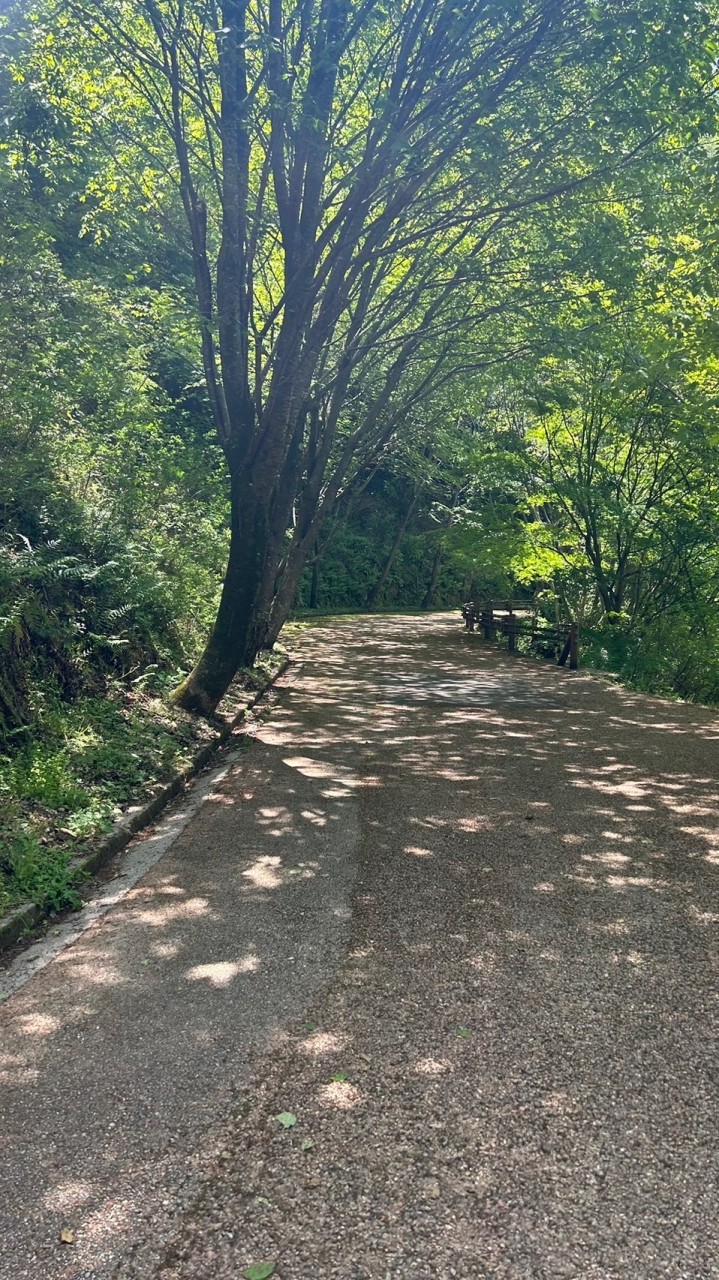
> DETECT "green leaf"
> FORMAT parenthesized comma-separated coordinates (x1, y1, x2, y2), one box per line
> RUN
(457, 1028, 470, 1038)
(330, 1070, 348, 1082)
(275, 1111, 297, 1128)
(301, 1137, 314, 1151)
(303, 1020, 316, 1032)
(243, 1264, 276, 1280)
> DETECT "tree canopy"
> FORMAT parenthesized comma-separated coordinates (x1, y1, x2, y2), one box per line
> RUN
(2, 0, 714, 709)
(2, 0, 719, 737)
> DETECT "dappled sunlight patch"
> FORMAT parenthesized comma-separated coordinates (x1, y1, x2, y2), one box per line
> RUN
(415, 1056, 453, 1077)
(404, 845, 433, 858)
(572, 776, 650, 799)
(282, 754, 337, 779)
(301, 808, 328, 827)
(605, 874, 668, 892)
(300, 1030, 350, 1056)
(565, 872, 599, 888)
(150, 939, 183, 959)
(14, 1011, 61, 1037)
(582, 851, 632, 867)
(186, 955, 259, 987)
(533, 882, 555, 893)
(242, 855, 283, 889)
(317, 1079, 363, 1109)
(0, 1059, 39, 1086)
(74, 1192, 137, 1252)
(254, 804, 297, 837)
(127, 894, 213, 926)
(257, 804, 289, 819)
(137, 879, 186, 897)
(282, 753, 383, 789)
(608, 714, 719, 740)
(56, 948, 125, 986)
(678, 823, 719, 849)
(44, 1180, 96, 1213)
(664, 801, 719, 817)
(455, 815, 493, 832)
(689, 905, 719, 924)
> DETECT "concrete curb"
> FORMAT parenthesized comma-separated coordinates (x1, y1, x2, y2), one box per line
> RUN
(0, 655, 290, 955)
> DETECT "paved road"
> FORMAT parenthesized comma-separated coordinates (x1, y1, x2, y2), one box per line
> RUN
(0, 675, 358, 1280)
(2, 615, 719, 1279)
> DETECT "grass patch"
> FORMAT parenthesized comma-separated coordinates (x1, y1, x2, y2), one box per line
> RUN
(0, 657, 282, 917)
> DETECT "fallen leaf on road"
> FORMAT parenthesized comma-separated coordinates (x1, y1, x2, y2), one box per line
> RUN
(59, 1228, 75, 1245)
(275, 1111, 297, 1128)
(301, 1137, 314, 1151)
(330, 1070, 348, 1082)
(243, 1263, 276, 1280)
(457, 1028, 470, 1038)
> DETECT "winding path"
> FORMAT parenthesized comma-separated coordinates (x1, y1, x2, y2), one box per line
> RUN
(2, 615, 718, 1279)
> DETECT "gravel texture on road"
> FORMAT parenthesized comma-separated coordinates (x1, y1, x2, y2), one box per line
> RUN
(0, 691, 358, 1280)
(3, 614, 719, 1280)
(140, 616, 719, 1280)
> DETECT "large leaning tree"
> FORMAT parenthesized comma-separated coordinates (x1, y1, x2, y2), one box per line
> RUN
(18, 0, 714, 712)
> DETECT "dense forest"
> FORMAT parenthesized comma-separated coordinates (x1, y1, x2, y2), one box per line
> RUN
(2, 0, 719, 909)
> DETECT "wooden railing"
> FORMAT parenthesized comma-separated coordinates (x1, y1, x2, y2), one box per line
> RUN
(461, 600, 579, 670)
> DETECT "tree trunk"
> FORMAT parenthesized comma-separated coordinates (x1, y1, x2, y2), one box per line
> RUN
(172, 474, 273, 714)
(366, 492, 418, 610)
(309, 543, 320, 610)
(263, 530, 312, 650)
(422, 545, 444, 611)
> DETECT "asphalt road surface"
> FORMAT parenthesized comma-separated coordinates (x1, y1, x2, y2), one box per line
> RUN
(1, 614, 718, 1279)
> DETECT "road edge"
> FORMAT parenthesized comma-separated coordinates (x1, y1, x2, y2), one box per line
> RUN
(0, 654, 290, 955)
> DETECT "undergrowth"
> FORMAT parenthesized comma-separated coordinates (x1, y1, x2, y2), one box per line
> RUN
(0, 670, 219, 915)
